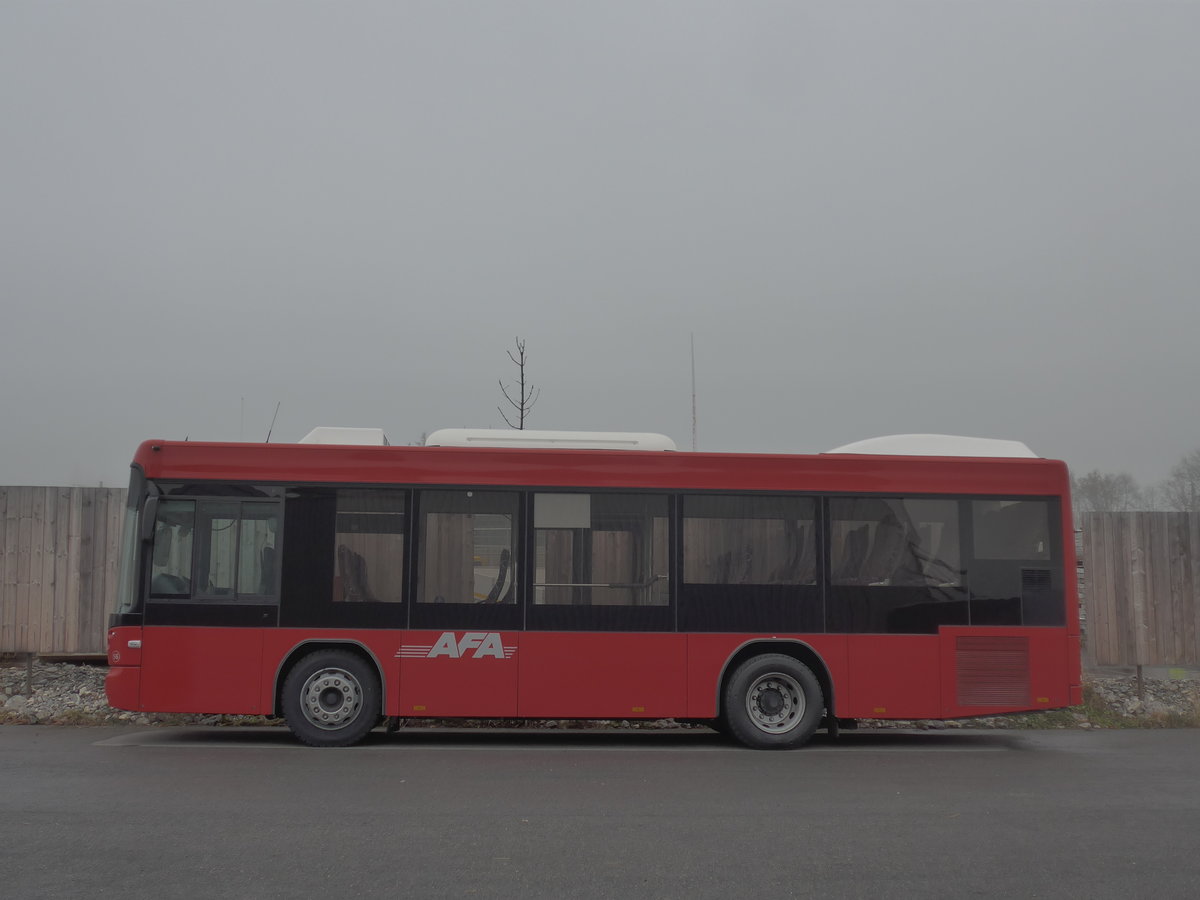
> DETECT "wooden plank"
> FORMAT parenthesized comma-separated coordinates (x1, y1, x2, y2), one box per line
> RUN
(36, 488, 58, 654)
(1166, 515, 1190, 665)
(1103, 513, 1122, 666)
(1116, 513, 1136, 666)
(52, 488, 71, 656)
(1096, 513, 1118, 666)
(1081, 514, 1099, 664)
(0, 487, 11, 652)
(62, 488, 83, 654)
(1137, 513, 1153, 665)
(14, 488, 35, 653)
(1101, 513, 1120, 666)
(27, 488, 48, 652)
(78, 489, 102, 653)
(1191, 514, 1200, 666)
(72, 489, 97, 654)
(1088, 513, 1110, 665)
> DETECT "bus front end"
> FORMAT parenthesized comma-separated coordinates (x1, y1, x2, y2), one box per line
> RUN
(106, 465, 147, 713)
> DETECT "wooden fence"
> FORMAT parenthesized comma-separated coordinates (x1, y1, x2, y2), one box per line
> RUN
(0, 487, 126, 656)
(1083, 511, 1200, 667)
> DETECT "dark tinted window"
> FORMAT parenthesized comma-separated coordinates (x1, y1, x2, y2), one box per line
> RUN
(680, 494, 820, 632)
(829, 497, 966, 633)
(969, 499, 1063, 626)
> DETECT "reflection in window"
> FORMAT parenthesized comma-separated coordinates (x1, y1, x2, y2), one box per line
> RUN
(973, 500, 1051, 560)
(683, 495, 816, 586)
(831, 498, 960, 587)
(150, 500, 195, 596)
(680, 494, 820, 632)
(534, 493, 668, 607)
(333, 490, 406, 603)
(150, 499, 279, 600)
(419, 491, 518, 605)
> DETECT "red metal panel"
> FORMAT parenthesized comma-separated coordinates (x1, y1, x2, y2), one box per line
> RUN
(518, 632, 687, 719)
(842, 634, 942, 719)
(106, 625, 142, 668)
(397, 630, 519, 717)
(139, 626, 265, 715)
(939, 627, 1073, 717)
(104, 665, 140, 711)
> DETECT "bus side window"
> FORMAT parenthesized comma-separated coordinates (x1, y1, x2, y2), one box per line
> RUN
(333, 490, 406, 603)
(418, 491, 519, 605)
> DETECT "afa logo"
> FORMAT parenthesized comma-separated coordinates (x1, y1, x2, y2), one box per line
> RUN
(396, 632, 516, 660)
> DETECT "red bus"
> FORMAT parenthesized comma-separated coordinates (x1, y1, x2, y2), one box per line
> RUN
(106, 428, 1081, 748)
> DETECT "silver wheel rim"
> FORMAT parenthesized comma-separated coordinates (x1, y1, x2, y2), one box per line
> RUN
(300, 667, 363, 731)
(745, 672, 805, 734)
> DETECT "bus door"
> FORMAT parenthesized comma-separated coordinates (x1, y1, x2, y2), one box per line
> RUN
(398, 490, 522, 717)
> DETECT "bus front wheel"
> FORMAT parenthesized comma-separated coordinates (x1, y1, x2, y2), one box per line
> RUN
(722, 654, 823, 750)
(282, 650, 381, 747)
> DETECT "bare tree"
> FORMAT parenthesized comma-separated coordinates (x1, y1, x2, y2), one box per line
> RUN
(1161, 449, 1200, 511)
(1071, 470, 1144, 515)
(498, 337, 540, 430)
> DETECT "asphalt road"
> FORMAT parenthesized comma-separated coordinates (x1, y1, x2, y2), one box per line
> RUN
(3, 725, 1199, 899)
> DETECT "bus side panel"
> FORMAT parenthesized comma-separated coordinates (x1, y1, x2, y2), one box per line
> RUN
(939, 627, 1074, 718)
(841, 634, 942, 720)
(684, 634, 849, 720)
(139, 626, 265, 715)
(518, 632, 687, 719)
(397, 630, 519, 718)
(262, 630, 404, 718)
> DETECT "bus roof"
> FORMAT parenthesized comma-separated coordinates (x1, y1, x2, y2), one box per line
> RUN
(132, 436, 1067, 497)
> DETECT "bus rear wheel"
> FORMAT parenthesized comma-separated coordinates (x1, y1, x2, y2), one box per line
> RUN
(282, 650, 381, 747)
(722, 654, 823, 750)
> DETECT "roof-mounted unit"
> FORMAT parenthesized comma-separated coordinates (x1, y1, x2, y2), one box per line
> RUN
(424, 429, 677, 451)
(825, 434, 1038, 458)
(298, 426, 391, 446)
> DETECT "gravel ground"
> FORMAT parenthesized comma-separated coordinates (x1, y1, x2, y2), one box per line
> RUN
(2, 660, 1197, 730)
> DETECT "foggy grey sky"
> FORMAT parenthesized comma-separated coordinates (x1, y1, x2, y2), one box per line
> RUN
(3, 2, 1198, 489)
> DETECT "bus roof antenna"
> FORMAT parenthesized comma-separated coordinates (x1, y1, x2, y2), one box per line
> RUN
(266, 402, 281, 443)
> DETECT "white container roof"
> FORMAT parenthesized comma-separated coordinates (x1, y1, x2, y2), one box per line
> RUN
(825, 434, 1038, 458)
(424, 429, 678, 451)
(298, 426, 391, 446)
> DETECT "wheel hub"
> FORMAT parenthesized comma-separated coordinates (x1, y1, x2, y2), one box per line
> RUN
(745, 672, 805, 734)
(301, 668, 362, 730)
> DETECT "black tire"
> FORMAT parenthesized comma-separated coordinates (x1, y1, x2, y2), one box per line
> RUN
(282, 649, 381, 747)
(721, 654, 824, 750)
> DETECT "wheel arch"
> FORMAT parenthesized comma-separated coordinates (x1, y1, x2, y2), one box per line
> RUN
(715, 639, 835, 720)
(272, 640, 386, 719)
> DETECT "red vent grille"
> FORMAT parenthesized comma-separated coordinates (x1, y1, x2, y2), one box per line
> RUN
(956, 636, 1031, 707)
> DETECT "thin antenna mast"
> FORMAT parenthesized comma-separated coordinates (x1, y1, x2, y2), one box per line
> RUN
(265, 401, 281, 443)
(690, 332, 697, 451)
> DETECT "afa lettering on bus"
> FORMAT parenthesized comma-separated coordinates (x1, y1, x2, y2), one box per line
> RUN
(396, 632, 516, 660)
